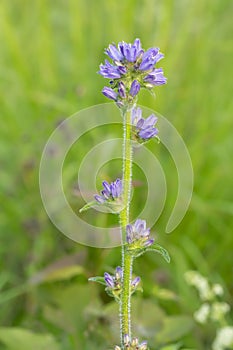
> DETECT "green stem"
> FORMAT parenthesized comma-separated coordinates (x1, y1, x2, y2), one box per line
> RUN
(119, 107, 134, 345)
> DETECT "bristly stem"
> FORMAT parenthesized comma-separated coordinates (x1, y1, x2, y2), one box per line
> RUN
(119, 106, 133, 346)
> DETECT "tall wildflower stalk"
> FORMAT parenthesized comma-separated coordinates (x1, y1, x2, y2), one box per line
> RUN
(120, 107, 133, 341)
(80, 39, 170, 350)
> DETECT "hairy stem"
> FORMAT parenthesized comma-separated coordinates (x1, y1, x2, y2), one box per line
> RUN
(119, 107, 133, 345)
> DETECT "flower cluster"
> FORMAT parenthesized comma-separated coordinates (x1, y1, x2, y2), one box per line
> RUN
(212, 326, 233, 350)
(194, 301, 230, 325)
(94, 178, 122, 203)
(103, 267, 141, 301)
(131, 107, 159, 142)
(184, 271, 222, 301)
(99, 38, 166, 106)
(104, 266, 122, 300)
(126, 219, 154, 248)
(94, 178, 123, 212)
(115, 334, 148, 350)
(126, 219, 170, 262)
(185, 271, 231, 326)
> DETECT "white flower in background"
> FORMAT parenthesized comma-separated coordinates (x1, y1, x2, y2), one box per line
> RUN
(212, 326, 233, 350)
(185, 270, 232, 348)
(211, 302, 230, 322)
(194, 303, 210, 324)
(184, 270, 213, 300)
(212, 283, 224, 296)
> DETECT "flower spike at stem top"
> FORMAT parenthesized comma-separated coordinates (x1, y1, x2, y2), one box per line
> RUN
(81, 38, 169, 349)
(99, 38, 167, 108)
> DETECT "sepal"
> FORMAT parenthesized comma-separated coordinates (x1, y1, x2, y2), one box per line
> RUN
(105, 285, 121, 302)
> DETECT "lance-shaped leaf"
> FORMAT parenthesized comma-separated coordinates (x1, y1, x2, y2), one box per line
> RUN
(88, 276, 106, 286)
(147, 243, 170, 263)
(79, 201, 97, 213)
(79, 200, 123, 214)
(127, 243, 170, 263)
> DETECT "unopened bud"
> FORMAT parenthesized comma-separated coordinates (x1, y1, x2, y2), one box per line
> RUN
(139, 341, 148, 350)
(131, 337, 139, 346)
(123, 334, 130, 345)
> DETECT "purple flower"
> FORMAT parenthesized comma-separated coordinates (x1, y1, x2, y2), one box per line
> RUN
(94, 195, 105, 204)
(139, 341, 148, 350)
(118, 38, 143, 62)
(115, 266, 122, 280)
(139, 47, 164, 71)
(99, 39, 166, 103)
(143, 239, 155, 247)
(122, 336, 148, 349)
(126, 219, 154, 247)
(138, 128, 158, 139)
(144, 68, 167, 86)
(131, 107, 142, 124)
(94, 178, 122, 204)
(102, 86, 118, 101)
(104, 266, 123, 297)
(99, 60, 125, 79)
(104, 272, 114, 288)
(105, 44, 124, 61)
(111, 178, 122, 198)
(130, 80, 141, 97)
(118, 81, 126, 98)
(131, 276, 141, 288)
(131, 107, 158, 142)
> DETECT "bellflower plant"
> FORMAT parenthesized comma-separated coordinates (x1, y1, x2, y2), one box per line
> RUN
(80, 39, 169, 350)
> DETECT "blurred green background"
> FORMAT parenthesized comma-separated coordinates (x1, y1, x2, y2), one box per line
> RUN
(0, 0, 232, 349)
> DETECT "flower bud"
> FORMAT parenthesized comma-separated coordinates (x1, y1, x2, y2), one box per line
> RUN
(124, 334, 130, 345)
(131, 276, 141, 288)
(139, 341, 148, 350)
(131, 337, 139, 346)
(118, 81, 126, 98)
(102, 86, 118, 101)
(130, 80, 140, 97)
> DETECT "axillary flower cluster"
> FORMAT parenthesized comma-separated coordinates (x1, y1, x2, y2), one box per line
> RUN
(80, 39, 169, 350)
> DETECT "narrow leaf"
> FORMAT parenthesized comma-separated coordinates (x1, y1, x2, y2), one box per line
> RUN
(0, 328, 61, 350)
(88, 276, 106, 286)
(159, 342, 182, 350)
(148, 243, 170, 263)
(79, 201, 96, 213)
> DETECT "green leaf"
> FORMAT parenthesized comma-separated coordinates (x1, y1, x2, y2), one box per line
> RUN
(126, 243, 170, 263)
(155, 316, 194, 345)
(0, 328, 61, 350)
(43, 265, 84, 282)
(159, 342, 182, 350)
(88, 276, 106, 286)
(152, 286, 178, 301)
(79, 200, 123, 214)
(79, 200, 96, 213)
(43, 284, 99, 341)
(147, 243, 171, 263)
